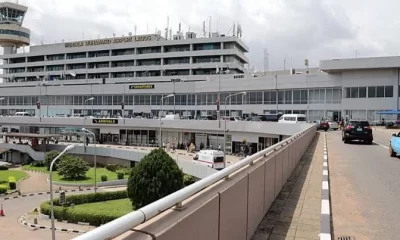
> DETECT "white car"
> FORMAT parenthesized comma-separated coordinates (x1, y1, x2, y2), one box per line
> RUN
(328, 121, 338, 130)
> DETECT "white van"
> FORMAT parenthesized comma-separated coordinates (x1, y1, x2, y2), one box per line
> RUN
(193, 150, 225, 170)
(278, 114, 307, 124)
(14, 112, 30, 117)
(162, 114, 180, 120)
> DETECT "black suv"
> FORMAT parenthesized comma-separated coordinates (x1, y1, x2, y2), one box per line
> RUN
(342, 120, 373, 144)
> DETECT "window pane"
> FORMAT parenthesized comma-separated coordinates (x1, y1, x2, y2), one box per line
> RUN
(368, 86, 376, 98)
(350, 87, 358, 98)
(377, 86, 384, 98)
(359, 87, 366, 98)
(385, 86, 393, 97)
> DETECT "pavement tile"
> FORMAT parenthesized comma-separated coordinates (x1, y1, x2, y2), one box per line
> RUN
(294, 229, 319, 239)
(252, 133, 323, 239)
(268, 234, 295, 240)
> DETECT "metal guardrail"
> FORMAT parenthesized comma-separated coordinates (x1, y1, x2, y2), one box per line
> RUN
(73, 125, 316, 240)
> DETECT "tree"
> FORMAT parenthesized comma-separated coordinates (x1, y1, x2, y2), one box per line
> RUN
(57, 155, 90, 180)
(127, 148, 184, 209)
(44, 151, 62, 171)
(183, 174, 196, 186)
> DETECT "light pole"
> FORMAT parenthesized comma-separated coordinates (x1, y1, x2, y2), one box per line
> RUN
(159, 94, 174, 147)
(49, 144, 75, 240)
(224, 92, 246, 167)
(82, 128, 97, 193)
(83, 97, 94, 117)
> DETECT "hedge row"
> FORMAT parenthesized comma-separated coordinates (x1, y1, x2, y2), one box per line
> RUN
(55, 190, 127, 206)
(40, 202, 122, 226)
(0, 185, 7, 194)
(40, 190, 128, 226)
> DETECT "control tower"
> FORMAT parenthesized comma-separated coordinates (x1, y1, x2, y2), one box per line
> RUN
(0, 1, 30, 54)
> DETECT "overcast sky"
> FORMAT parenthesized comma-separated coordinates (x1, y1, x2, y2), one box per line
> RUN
(17, 0, 400, 71)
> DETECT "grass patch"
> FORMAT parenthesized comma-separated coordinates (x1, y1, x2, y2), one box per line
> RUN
(0, 170, 27, 185)
(0, 170, 28, 192)
(72, 198, 132, 216)
(22, 166, 119, 184)
(21, 165, 48, 173)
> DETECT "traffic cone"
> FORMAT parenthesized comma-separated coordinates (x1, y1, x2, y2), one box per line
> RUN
(0, 204, 4, 216)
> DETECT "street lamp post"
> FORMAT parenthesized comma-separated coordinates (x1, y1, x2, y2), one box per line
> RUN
(49, 144, 75, 240)
(159, 94, 174, 147)
(82, 128, 97, 193)
(224, 92, 246, 167)
(83, 97, 94, 117)
(83, 97, 94, 145)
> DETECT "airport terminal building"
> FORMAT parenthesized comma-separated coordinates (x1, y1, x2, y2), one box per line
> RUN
(0, 2, 399, 123)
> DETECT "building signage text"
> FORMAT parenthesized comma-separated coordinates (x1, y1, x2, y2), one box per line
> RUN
(129, 84, 155, 90)
(92, 119, 119, 124)
(65, 35, 153, 48)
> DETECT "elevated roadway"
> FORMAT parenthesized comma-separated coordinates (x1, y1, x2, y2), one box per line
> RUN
(327, 130, 400, 240)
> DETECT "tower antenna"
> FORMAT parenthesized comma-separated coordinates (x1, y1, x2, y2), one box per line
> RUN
(165, 16, 169, 39)
(264, 49, 269, 72)
(208, 16, 212, 37)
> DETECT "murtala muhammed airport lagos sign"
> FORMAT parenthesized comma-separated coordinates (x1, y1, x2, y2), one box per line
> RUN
(65, 35, 155, 48)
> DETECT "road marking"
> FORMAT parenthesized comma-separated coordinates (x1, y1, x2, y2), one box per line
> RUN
(323, 162, 327, 167)
(321, 199, 330, 215)
(373, 141, 389, 149)
(322, 181, 329, 190)
(323, 170, 328, 176)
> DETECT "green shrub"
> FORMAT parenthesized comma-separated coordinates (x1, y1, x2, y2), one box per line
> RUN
(30, 161, 45, 167)
(0, 185, 7, 194)
(117, 171, 124, 179)
(39, 191, 128, 226)
(101, 175, 108, 182)
(105, 164, 118, 172)
(44, 151, 62, 171)
(58, 155, 89, 180)
(183, 174, 196, 186)
(0, 165, 9, 170)
(127, 148, 184, 209)
(8, 176, 16, 190)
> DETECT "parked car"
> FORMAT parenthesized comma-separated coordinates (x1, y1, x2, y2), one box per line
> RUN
(328, 121, 339, 130)
(318, 121, 330, 131)
(389, 132, 400, 157)
(342, 120, 373, 144)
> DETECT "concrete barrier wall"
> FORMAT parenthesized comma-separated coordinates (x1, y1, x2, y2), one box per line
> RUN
(113, 126, 316, 240)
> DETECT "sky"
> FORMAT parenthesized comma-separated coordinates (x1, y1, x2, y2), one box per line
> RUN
(14, 0, 400, 71)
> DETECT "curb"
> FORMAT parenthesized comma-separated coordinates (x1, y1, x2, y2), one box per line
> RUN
(319, 133, 332, 240)
(0, 188, 94, 201)
(372, 128, 398, 135)
(19, 215, 86, 234)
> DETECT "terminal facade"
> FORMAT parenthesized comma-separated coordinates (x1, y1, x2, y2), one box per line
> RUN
(0, 2, 398, 148)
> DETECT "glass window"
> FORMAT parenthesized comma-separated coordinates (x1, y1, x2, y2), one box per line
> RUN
(188, 94, 195, 106)
(278, 91, 284, 104)
(207, 93, 217, 105)
(264, 91, 276, 104)
(284, 90, 292, 104)
(151, 95, 161, 105)
(300, 90, 308, 104)
(368, 86, 376, 98)
(385, 86, 393, 98)
(293, 90, 301, 104)
(196, 93, 207, 105)
(377, 86, 384, 98)
(350, 87, 358, 98)
(359, 87, 366, 98)
(345, 88, 351, 98)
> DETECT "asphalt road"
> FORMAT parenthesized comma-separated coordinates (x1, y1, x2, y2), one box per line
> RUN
(0, 189, 99, 240)
(327, 130, 400, 240)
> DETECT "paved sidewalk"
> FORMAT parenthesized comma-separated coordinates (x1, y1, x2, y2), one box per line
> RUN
(252, 133, 323, 240)
(372, 127, 399, 135)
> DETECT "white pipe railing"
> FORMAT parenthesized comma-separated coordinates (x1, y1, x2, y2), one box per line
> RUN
(73, 125, 316, 240)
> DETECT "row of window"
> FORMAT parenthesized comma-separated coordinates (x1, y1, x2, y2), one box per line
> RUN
(344, 86, 393, 98)
(8, 43, 239, 64)
(0, 88, 342, 106)
(0, 29, 29, 39)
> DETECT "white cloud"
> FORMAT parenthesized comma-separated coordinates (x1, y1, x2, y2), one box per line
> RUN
(15, 0, 400, 70)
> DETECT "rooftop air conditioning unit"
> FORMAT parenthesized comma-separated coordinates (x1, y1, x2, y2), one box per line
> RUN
(211, 32, 220, 37)
(173, 34, 184, 40)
